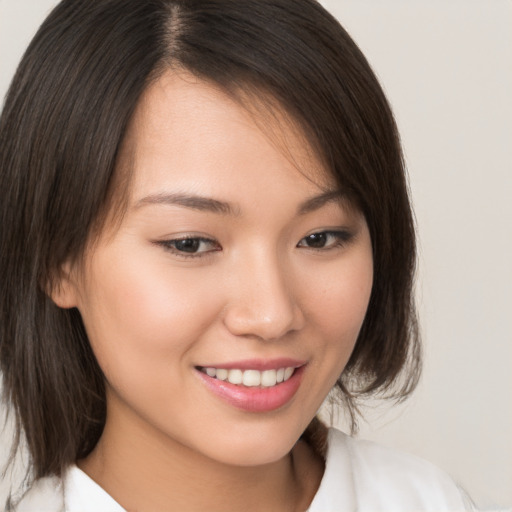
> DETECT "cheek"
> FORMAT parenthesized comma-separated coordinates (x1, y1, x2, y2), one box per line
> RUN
(303, 252, 373, 367)
(312, 261, 372, 333)
(76, 253, 222, 379)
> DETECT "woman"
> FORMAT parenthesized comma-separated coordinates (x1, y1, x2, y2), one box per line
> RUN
(0, 0, 474, 510)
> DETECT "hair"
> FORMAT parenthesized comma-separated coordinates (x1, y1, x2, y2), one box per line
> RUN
(0, 0, 420, 481)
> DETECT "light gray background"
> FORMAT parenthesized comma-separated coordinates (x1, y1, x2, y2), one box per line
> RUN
(1, 1, 511, 509)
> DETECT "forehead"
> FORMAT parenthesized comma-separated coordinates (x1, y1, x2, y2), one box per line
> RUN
(120, 70, 335, 202)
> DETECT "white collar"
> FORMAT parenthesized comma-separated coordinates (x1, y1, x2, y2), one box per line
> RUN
(306, 428, 356, 511)
(63, 466, 125, 512)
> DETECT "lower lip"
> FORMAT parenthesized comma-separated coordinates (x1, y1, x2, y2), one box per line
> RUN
(196, 366, 305, 413)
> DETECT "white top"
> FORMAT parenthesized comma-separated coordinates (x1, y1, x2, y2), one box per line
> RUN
(8, 428, 477, 511)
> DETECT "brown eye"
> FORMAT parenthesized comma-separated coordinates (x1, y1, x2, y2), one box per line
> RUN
(174, 238, 202, 253)
(158, 237, 221, 257)
(303, 233, 328, 248)
(297, 230, 353, 250)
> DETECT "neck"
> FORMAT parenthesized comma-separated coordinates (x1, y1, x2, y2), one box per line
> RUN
(78, 396, 323, 512)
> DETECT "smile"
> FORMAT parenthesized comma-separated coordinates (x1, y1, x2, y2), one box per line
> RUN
(196, 363, 306, 412)
(198, 367, 295, 387)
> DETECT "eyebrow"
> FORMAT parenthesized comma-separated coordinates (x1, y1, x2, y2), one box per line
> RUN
(134, 192, 239, 216)
(134, 189, 345, 216)
(297, 190, 346, 215)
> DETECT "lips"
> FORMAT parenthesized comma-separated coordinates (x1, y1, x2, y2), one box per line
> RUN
(195, 359, 306, 413)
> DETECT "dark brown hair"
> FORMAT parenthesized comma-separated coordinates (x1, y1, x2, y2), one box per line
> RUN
(0, 0, 420, 481)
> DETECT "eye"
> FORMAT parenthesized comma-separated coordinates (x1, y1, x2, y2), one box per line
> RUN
(157, 236, 221, 258)
(297, 230, 353, 250)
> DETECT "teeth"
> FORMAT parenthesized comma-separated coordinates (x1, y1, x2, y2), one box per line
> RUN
(201, 367, 296, 387)
(228, 369, 243, 385)
(216, 368, 228, 381)
(242, 370, 261, 387)
(261, 369, 277, 387)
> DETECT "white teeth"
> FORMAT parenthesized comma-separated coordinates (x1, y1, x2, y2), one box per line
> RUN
(227, 369, 243, 385)
(284, 367, 294, 381)
(201, 366, 296, 387)
(242, 370, 261, 387)
(261, 369, 277, 387)
(216, 368, 228, 381)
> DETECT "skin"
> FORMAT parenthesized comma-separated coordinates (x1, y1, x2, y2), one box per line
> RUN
(53, 71, 374, 512)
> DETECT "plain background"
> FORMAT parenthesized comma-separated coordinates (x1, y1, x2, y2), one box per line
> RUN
(1, 0, 511, 509)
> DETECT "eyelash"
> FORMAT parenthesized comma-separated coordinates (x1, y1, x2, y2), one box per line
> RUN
(156, 236, 221, 259)
(297, 230, 354, 251)
(156, 230, 354, 259)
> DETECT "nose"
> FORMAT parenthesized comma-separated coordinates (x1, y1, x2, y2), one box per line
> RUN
(222, 251, 305, 341)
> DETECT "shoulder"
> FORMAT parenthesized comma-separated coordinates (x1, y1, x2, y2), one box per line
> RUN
(5, 475, 64, 512)
(308, 427, 475, 511)
(342, 430, 474, 510)
(5, 465, 124, 512)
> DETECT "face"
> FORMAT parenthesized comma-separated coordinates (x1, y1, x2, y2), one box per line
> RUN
(58, 71, 373, 467)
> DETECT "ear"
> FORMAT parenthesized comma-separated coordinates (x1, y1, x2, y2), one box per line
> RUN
(47, 261, 80, 309)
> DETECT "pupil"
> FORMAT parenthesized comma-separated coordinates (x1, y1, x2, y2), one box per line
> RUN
(176, 239, 200, 253)
(307, 233, 326, 248)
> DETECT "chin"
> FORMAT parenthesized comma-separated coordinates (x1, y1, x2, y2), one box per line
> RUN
(208, 439, 295, 468)
(191, 417, 309, 468)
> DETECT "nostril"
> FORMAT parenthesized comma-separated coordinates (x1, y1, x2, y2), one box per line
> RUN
(222, 300, 304, 341)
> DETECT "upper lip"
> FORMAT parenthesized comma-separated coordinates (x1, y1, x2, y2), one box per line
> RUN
(196, 358, 306, 371)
